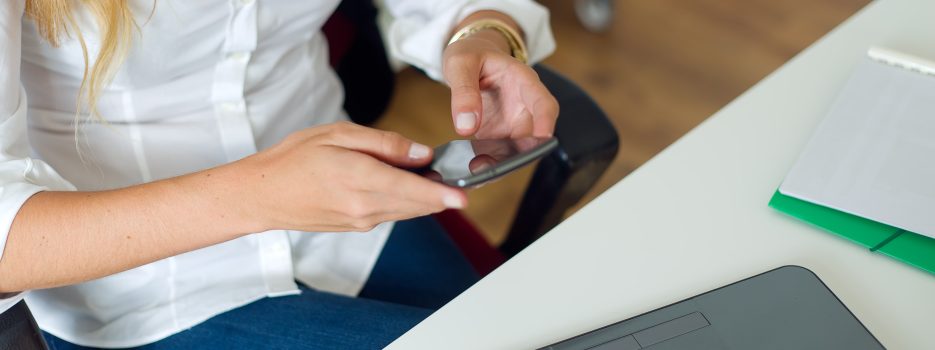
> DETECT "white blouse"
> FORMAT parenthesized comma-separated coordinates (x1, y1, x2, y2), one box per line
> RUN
(0, 0, 554, 347)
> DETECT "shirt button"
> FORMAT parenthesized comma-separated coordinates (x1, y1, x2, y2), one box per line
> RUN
(219, 102, 240, 112)
(227, 52, 249, 62)
(271, 243, 288, 254)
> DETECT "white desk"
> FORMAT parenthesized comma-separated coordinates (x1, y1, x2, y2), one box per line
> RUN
(389, 0, 935, 348)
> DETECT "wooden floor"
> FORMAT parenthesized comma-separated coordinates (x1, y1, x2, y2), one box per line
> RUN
(376, 0, 869, 245)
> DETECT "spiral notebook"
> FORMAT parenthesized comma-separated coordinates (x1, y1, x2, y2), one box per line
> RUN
(771, 47, 935, 275)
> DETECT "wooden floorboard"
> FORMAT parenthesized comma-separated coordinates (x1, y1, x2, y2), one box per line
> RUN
(375, 0, 869, 245)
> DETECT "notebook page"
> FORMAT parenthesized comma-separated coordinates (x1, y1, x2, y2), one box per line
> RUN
(779, 56, 935, 238)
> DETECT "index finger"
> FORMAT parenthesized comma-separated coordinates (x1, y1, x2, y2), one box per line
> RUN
(443, 54, 484, 136)
(324, 123, 433, 168)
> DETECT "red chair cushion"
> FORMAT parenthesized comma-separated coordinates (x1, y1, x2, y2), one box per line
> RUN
(433, 210, 507, 276)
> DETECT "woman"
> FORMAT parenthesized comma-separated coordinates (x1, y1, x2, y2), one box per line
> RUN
(0, 0, 557, 348)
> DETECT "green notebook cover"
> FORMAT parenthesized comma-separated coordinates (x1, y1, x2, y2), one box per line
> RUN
(769, 190, 935, 275)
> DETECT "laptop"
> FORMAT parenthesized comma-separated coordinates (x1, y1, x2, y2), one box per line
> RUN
(541, 266, 883, 350)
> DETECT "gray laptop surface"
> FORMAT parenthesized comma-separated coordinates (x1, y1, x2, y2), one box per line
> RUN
(541, 266, 883, 350)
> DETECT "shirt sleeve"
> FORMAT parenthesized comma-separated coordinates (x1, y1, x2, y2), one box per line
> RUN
(383, 0, 556, 81)
(0, 1, 76, 309)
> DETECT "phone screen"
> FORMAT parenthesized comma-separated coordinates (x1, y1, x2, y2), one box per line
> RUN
(417, 137, 558, 188)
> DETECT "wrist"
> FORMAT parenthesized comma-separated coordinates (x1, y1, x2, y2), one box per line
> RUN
(465, 29, 513, 56)
(171, 163, 267, 237)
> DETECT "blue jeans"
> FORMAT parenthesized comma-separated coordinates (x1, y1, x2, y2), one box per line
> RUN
(44, 216, 480, 349)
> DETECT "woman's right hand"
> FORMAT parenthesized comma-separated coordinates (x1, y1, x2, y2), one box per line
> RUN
(230, 122, 466, 233)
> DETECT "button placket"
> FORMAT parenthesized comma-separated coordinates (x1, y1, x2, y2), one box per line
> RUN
(212, 1, 297, 296)
(257, 231, 297, 295)
(212, 1, 258, 162)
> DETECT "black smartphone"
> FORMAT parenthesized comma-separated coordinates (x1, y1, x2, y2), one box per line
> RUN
(414, 137, 559, 188)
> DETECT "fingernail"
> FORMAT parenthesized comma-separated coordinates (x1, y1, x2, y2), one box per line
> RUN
(408, 143, 431, 160)
(455, 112, 477, 132)
(443, 194, 465, 209)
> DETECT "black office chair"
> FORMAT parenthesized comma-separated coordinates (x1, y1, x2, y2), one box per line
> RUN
(0, 300, 48, 349)
(1, 2, 618, 348)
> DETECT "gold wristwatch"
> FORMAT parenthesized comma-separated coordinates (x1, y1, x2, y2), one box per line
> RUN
(448, 19, 529, 64)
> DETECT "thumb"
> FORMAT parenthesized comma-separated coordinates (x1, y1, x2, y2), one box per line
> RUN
(445, 58, 483, 136)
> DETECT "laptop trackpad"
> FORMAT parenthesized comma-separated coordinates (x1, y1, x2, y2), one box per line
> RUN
(589, 312, 712, 350)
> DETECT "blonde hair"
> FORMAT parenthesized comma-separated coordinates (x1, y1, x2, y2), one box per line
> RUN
(24, 0, 138, 119)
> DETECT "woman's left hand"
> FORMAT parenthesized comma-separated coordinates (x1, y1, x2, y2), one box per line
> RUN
(442, 18, 558, 139)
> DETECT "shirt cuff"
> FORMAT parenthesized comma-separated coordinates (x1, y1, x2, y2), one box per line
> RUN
(0, 88, 76, 264)
(0, 182, 49, 263)
(0, 182, 30, 315)
(387, 0, 556, 82)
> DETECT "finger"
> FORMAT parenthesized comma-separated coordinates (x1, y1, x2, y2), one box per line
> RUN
(513, 137, 544, 152)
(376, 164, 468, 212)
(469, 154, 497, 174)
(325, 123, 433, 167)
(365, 194, 456, 225)
(522, 80, 559, 138)
(444, 55, 483, 136)
(423, 170, 444, 182)
(331, 153, 465, 230)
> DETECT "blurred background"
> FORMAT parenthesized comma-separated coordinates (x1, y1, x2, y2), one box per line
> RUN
(376, 0, 869, 244)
